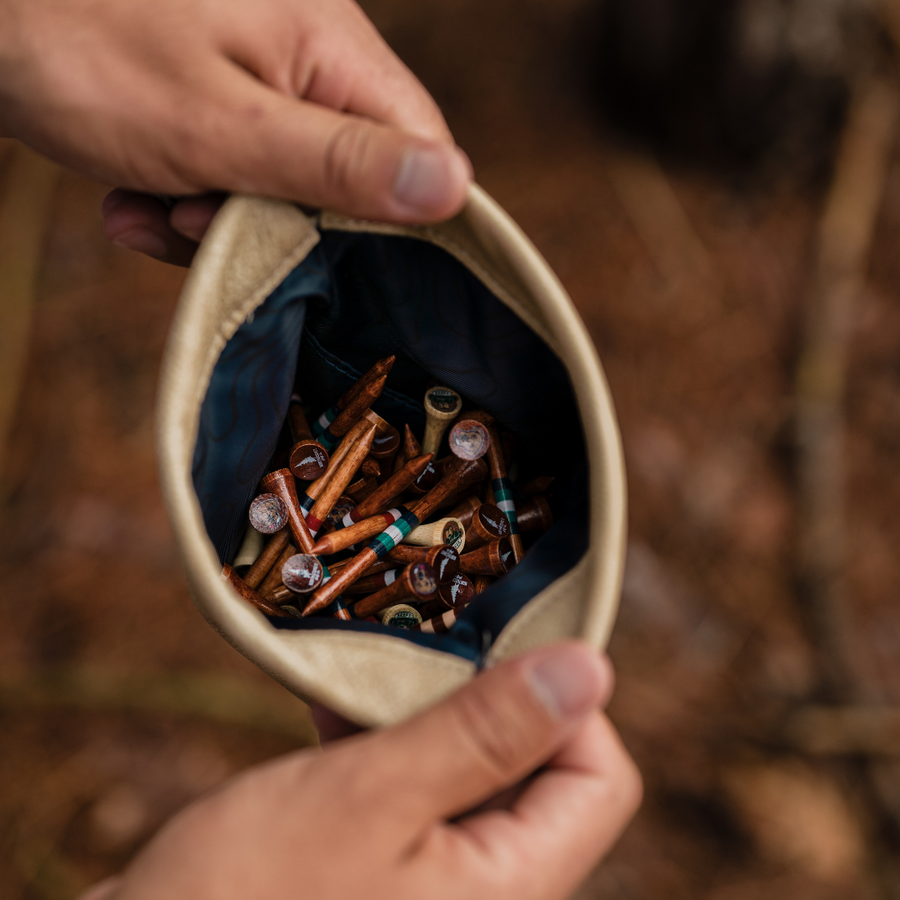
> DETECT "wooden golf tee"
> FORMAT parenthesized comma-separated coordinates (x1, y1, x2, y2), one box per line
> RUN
(222, 565, 290, 618)
(304, 423, 377, 535)
(340, 453, 433, 524)
(473, 575, 494, 594)
(258, 542, 298, 597)
(310, 454, 433, 554)
(346, 474, 378, 503)
(422, 386, 462, 455)
(310, 505, 415, 556)
(302, 506, 422, 615)
(379, 604, 423, 629)
(458, 538, 514, 576)
(409, 457, 488, 523)
(243, 528, 290, 589)
(391, 424, 421, 475)
(313, 356, 397, 434)
(463, 502, 510, 550)
(414, 607, 464, 634)
(260, 469, 315, 553)
(369, 424, 400, 479)
(342, 567, 404, 596)
(346, 562, 438, 619)
(302, 410, 386, 509)
(406, 456, 442, 497)
(404, 516, 466, 552)
(318, 374, 387, 450)
(417, 572, 475, 620)
(311, 355, 395, 438)
(486, 425, 524, 564)
(287, 394, 330, 480)
(447, 496, 482, 531)
(387, 544, 459, 583)
(517, 496, 553, 533)
(280, 553, 325, 594)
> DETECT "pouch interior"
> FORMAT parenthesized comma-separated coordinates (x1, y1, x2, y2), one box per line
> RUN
(192, 227, 589, 664)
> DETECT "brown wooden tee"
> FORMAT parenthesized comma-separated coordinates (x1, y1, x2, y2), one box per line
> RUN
(243, 528, 289, 589)
(464, 502, 510, 550)
(258, 543, 298, 597)
(517, 496, 553, 533)
(409, 457, 488, 523)
(310, 507, 408, 556)
(346, 474, 378, 503)
(387, 543, 459, 583)
(288, 396, 330, 480)
(416, 572, 476, 620)
(305, 410, 385, 502)
(302, 546, 377, 615)
(260, 469, 315, 554)
(342, 568, 403, 595)
(448, 496, 482, 530)
(328, 373, 387, 439)
(305, 423, 377, 534)
(350, 453, 432, 521)
(222, 565, 290, 617)
(458, 538, 514, 576)
(348, 562, 438, 619)
(473, 575, 494, 594)
(369, 424, 400, 475)
(336, 356, 395, 409)
(485, 424, 524, 565)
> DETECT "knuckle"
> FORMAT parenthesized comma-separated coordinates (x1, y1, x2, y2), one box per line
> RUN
(322, 120, 377, 200)
(453, 689, 531, 779)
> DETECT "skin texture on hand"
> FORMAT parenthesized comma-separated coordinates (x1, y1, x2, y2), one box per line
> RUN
(78, 642, 641, 900)
(0, 0, 472, 263)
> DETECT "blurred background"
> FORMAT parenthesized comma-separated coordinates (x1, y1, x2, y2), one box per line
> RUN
(3, 0, 900, 897)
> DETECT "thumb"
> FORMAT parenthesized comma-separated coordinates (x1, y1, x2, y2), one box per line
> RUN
(174, 66, 471, 224)
(368, 641, 613, 827)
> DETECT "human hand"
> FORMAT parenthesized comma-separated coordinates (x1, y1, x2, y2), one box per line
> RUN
(76, 641, 641, 900)
(0, 0, 471, 264)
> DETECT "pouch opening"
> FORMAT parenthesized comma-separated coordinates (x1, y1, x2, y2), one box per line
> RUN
(192, 228, 589, 661)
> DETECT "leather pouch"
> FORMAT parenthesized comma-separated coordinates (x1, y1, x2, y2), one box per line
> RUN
(156, 185, 626, 727)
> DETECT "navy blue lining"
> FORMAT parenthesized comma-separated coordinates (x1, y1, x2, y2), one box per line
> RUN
(192, 230, 589, 663)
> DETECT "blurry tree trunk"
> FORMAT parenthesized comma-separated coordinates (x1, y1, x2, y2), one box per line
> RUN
(0, 142, 60, 494)
(794, 77, 897, 701)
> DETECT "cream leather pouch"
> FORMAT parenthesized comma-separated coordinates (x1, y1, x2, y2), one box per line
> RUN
(156, 185, 626, 728)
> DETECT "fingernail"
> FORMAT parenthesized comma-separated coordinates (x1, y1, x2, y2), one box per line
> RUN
(393, 145, 467, 213)
(111, 228, 167, 259)
(527, 646, 604, 720)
